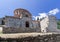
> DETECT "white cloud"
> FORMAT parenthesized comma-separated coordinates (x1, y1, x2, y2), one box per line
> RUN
(33, 8, 60, 20)
(48, 8, 60, 15)
(33, 16, 40, 20)
(39, 13, 47, 18)
(33, 13, 47, 20)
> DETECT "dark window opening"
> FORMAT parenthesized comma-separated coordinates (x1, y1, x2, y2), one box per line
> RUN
(37, 18, 39, 20)
(25, 21, 29, 27)
(43, 30, 44, 32)
(25, 15, 29, 17)
(38, 23, 40, 27)
(2, 20, 5, 25)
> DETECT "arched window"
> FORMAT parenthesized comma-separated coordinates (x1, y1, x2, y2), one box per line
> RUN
(25, 21, 29, 27)
(2, 20, 5, 25)
(25, 15, 29, 17)
(37, 17, 39, 20)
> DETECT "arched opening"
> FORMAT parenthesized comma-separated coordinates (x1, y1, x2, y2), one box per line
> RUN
(37, 17, 39, 20)
(2, 20, 5, 25)
(25, 21, 29, 27)
(25, 15, 29, 17)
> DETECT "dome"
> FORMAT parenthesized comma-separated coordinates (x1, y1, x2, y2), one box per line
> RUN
(14, 8, 32, 18)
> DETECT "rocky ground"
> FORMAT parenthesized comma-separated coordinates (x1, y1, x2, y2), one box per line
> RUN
(0, 33, 60, 42)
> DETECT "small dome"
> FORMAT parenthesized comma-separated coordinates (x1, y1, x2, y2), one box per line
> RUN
(14, 8, 32, 18)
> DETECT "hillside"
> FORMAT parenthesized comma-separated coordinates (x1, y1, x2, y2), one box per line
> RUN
(57, 19, 60, 29)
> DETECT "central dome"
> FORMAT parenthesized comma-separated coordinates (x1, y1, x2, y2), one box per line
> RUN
(14, 8, 32, 18)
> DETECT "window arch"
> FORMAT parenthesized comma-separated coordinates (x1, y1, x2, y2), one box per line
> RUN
(25, 21, 29, 27)
(2, 20, 5, 25)
(25, 15, 28, 17)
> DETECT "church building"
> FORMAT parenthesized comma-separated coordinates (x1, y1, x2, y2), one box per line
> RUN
(0, 8, 41, 33)
(0, 8, 58, 33)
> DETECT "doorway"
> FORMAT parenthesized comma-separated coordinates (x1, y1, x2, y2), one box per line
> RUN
(25, 21, 29, 27)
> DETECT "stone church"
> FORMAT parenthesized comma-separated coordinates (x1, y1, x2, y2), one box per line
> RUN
(0, 8, 58, 33)
(0, 8, 41, 33)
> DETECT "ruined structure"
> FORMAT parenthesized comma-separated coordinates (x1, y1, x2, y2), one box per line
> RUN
(40, 15, 58, 32)
(0, 8, 41, 33)
(0, 8, 58, 33)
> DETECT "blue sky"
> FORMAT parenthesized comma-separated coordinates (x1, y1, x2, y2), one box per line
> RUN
(0, 0, 60, 19)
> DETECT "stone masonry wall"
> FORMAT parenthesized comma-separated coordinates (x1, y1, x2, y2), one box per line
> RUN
(3, 27, 41, 33)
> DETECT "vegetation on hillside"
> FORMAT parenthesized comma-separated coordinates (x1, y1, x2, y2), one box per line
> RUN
(57, 20, 60, 29)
